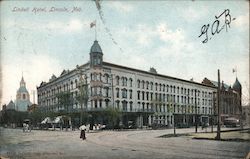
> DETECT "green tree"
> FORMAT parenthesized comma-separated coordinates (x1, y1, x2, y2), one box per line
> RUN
(56, 91, 72, 114)
(76, 78, 88, 125)
(105, 107, 121, 129)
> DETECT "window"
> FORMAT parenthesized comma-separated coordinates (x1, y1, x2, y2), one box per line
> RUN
(99, 100, 102, 108)
(129, 78, 133, 87)
(130, 102, 133, 111)
(137, 91, 140, 100)
(122, 77, 127, 86)
(146, 81, 149, 90)
(105, 88, 109, 97)
(116, 76, 119, 85)
(142, 81, 145, 89)
(116, 88, 119, 98)
(129, 90, 132, 99)
(94, 58, 97, 65)
(122, 101, 127, 111)
(116, 101, 120, 109)
(94, 100, 97, 108)
(150, 82, 153, 90)
(104, 74, 109, 83)
(137, 80, 140, 88)
(23, 94, 26, 100)
(155, 83, 158, 91)
(97, 57, 101, 64)
(122, 89, 127, 98)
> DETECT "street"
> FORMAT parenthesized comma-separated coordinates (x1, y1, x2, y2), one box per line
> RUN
(0, 127, 249, 159)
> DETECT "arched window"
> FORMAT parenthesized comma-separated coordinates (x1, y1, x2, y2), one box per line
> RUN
(23, 94, 26, 100)
(116, 76, 119, 85)
(142, 80, 145, 89)
(75, 79, 78, 88)
(104, 74, 109, 83)
(137, 80, 140, 88)
(129, 78, 133, 87)
(146, 81, 149, 90)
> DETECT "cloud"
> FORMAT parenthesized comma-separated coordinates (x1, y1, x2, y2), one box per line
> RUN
(233, 13, 249, 29)
(108, 1, 134, 13)
(3, 19, 90, 34)
(181, 6, 208, 22)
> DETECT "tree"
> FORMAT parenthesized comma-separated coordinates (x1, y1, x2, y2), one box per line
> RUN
(76, 77, 88, 125)
(104, 107, 121, 129)
(56, 91, 72, 114)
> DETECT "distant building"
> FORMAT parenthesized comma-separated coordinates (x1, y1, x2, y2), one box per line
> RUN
(242, 105, 250, 126)
(37, 40, 217, 127)
(202, 78, 242, 123)
(27, 104, 38, 113)
(6, 100, 15, 110)
(15, 76, 32, 111)
(2, 104, 7, 111)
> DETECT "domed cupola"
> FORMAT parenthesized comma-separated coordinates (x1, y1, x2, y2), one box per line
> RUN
(232, 77, 242, 94)
(90, 40, 103, 67)
(17, 76, 29, 93)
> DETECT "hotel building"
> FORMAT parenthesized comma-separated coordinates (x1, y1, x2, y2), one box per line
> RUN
(37, 40, 218, 127)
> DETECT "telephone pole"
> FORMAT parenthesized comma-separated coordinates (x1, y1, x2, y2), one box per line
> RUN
(216, 69, 221, 140)
(195, 89, 198, 133)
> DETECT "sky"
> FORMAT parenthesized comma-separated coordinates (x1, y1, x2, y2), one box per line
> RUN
(0, 0, 249, 109)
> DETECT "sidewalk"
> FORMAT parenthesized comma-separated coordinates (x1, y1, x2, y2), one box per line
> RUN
(191, 128, 250, 142)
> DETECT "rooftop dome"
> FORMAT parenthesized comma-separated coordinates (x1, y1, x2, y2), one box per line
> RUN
(17, 86, 29, 93)
(232, 77, 242, 90)
(90, 40, 102, 53)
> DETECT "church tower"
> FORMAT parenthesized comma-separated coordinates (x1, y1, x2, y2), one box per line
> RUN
(16, 75, 32, 111)
(90, 40, 103, 68)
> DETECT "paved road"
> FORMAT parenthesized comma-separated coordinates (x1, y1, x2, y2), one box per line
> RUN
(0, 127, 249, 159)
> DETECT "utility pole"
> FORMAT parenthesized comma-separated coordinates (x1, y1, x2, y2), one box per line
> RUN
(211, 92, 216, 133)
(195, 89, 198, 133)
(110, 74, 115, 108)
(216, 69, 221, 140)
(173, 104, 176, 136)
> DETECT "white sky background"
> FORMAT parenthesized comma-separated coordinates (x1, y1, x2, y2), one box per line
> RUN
(0, 1, 249, 108)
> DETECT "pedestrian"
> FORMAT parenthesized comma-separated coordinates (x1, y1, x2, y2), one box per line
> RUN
(201, 122, 205, 130)
(23, 123, 26, 132)
(79, 125, 86, 140)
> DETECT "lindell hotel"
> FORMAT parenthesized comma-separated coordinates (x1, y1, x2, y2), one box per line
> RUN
(37, 40, 242, 127)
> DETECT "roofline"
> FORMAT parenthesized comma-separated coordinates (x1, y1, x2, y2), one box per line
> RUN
(37, 62, 90, 89)
(103, 61, 217, 89)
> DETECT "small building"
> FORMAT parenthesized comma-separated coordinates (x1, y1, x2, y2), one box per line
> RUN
(27, 104, 38, 113)
(242, 105, 250, 126)
(202, 78, 242, 124)
(6, 100, 16, 110)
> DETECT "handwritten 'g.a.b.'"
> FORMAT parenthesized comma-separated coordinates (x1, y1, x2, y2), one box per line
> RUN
(198, 9, 236, 44)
